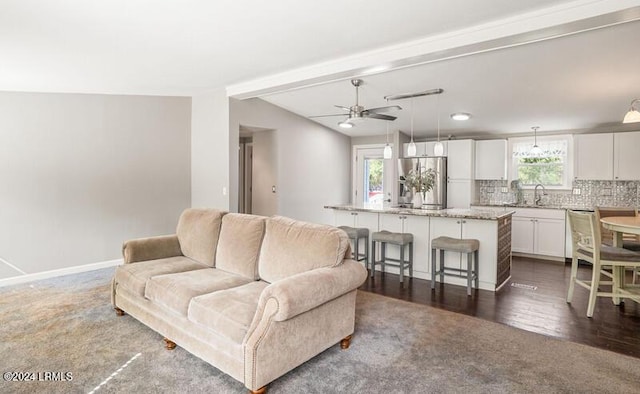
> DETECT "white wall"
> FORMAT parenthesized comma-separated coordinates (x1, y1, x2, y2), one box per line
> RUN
(230, 98, 350, 224)
(0, 92, 191, 279)
(191, 89, 230, 209)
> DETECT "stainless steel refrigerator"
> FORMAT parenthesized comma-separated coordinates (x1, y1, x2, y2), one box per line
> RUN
(397, 157, 447, 210)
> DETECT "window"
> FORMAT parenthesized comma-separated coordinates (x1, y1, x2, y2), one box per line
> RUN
(364, 158, 384, 204)
(509, 135, 573, 189)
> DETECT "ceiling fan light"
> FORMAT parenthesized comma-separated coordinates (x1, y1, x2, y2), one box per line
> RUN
(450, 112, 471, 121)
(383, 144, 392, 159)
(433, 142, 445, 156)
(338, 120, 354, 128)
(407, 141, 417, 157)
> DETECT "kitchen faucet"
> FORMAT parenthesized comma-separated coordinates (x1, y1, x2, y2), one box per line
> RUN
(534, 184, 547, 205)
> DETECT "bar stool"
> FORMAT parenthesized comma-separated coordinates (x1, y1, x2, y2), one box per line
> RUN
(431, 236, 479, 296)
(371, 230, 413, 282)
(338, 226, 369, 268)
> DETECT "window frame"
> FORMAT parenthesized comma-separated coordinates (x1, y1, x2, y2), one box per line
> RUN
(507, 134, 574, 190)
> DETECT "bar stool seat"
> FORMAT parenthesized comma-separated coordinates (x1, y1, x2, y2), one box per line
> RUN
(339, 226, 369, 239)
(431, 236, 479, 296)
(338, 226, 370, 268)
(372, 230, 413, 245)
(371, 230, 414, 283)
(431, 236, 479, 254)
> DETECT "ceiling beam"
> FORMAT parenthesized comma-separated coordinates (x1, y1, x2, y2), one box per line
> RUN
(226, 1, 640, 99)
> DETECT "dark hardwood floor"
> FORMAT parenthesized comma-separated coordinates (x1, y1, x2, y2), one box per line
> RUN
(359, 256, 640, 358)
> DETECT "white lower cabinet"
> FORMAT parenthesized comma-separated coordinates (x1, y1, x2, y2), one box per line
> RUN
(429, 217, 498, 291)
(378, 213, 430, 278)
(510, 208, 566, 259)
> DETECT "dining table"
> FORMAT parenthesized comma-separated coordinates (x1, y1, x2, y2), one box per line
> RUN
(600, 215, 640, 305)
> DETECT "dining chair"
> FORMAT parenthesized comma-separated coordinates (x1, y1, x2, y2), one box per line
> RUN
(595, 206, 640, 284)
(566, 210, 640, 317)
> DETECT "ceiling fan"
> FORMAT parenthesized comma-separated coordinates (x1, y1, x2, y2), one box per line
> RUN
(309, 79, 401, 128)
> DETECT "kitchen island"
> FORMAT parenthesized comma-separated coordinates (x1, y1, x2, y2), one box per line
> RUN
(326, 204, 514, 291)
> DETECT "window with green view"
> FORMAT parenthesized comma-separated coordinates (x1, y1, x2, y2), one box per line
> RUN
(510, 137, 572, 189)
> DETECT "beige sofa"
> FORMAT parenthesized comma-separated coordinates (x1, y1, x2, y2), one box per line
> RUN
(111, 208, 367, 393)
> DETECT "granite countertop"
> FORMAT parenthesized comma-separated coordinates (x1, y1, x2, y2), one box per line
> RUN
(471, 203, 638, 211)
(325, 204, 514, 220)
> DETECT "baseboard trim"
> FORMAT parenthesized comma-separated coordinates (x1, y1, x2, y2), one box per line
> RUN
(0, 259, 123, 288)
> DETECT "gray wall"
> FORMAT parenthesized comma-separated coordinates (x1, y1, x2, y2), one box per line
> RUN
(191, 89, 230, 209)
(0, 92, 191, 278)
(230, 98, 351, 224)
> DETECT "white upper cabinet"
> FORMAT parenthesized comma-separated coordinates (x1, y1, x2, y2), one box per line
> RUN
(475, 140, 507, 180)
(574, 133, 614, 180)
(402, 142, 427, 157)
(614, 131, 640, 180)
(574, 132, 640, 181)
(402, 141, 449, 157)
(426, 141, 448, 156)
(446, 139, 475, 180)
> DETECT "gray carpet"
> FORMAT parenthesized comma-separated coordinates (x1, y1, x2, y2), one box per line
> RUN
(1, 268, 639, 394)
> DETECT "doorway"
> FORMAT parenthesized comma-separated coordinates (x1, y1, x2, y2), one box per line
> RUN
(238, 137, 253, 214)
(353, 145, 394, 206)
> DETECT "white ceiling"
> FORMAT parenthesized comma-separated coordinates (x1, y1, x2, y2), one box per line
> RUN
(262, 19, 640, 138)
(1, 1, 639, 138)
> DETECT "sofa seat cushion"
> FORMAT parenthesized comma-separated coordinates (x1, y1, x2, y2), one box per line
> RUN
(115, 257, 207, 297)
(145, 269, 253, 316)
(188, 281, 269, 344)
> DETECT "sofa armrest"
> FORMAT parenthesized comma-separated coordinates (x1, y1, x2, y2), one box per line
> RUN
(261, 259, 367, 322)
(122, 235, 182, 264)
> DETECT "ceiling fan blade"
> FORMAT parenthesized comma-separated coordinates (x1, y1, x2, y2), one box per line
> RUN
(308, 114, 349, 118)
(334, 105, 351, 111)
(365, 105, 402, 114)
(365, 113, 397, 121)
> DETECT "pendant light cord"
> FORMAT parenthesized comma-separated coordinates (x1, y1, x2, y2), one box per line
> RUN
(410, 97, 414, 142)
(386, 99, 390, 144)
(436, 95, 440, 143)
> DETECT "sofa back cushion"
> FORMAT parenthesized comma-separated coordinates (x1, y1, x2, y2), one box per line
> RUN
(176, 208, 226, 267)
(258, 216, 350, 283)
(215, 213, 266, 280)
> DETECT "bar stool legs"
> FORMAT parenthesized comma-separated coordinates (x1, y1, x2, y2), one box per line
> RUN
(431, 236, 480, 296)
(371, 231, 414, 283)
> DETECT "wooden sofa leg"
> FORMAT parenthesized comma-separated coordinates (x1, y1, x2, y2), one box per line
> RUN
(340, 334, 353, 349)
(114, 307, 125, 316)
(248, 386, 267, 394)
(163, 338, 177, 350)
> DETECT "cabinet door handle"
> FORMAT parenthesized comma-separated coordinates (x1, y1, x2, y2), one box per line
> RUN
(462, 220, 467, 224)
(456, 220, 460, 224)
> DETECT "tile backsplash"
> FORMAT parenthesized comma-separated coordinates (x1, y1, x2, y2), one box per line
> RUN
(476, 180, 640, 209)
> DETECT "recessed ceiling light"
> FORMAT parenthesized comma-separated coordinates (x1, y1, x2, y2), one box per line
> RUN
(450, 112, 471, 121)
(338, 120, 354, 128)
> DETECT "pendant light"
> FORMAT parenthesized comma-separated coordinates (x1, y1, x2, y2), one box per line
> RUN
(623, 99, 640, 123)
(383, 119, 392, 159)
(407, 97, 417, 157)
(530, 126, 543, 156)
(433, 94, 444, 156)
